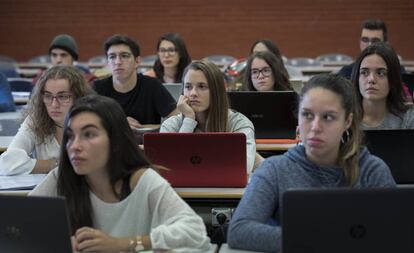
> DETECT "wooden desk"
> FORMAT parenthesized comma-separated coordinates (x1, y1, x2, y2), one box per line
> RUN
(219, 244, 266, 253)
(17, 62, 50, 69)
(175, 187, 244, 199)
(298, 66, 340, 75)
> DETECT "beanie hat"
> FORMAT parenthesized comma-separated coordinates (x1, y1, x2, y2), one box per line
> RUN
(49, 34, 78, 60)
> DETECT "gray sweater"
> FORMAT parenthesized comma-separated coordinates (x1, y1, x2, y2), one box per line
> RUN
(361, 107, 414, 130)
(227, 145, 396, 253)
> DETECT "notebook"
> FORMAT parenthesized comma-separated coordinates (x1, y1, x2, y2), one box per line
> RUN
(227, 91, 298, 139)
(0, 195, 72, 253)
(143, 132, 247, 187)
(364, 129, 414, 184)
(163, 83, 182, 102)
(282, 188, 414, 253)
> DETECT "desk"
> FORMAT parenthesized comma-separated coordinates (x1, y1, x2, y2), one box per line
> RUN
(219, 244, 265, 253)
(0, 136, 14, 152)
(298, 66, 340, 75)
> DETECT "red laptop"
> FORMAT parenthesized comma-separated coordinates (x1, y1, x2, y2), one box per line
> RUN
(143, 132, 247, 187)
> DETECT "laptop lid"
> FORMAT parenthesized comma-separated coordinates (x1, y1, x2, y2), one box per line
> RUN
(227, 91, 298, 139)
(0, 195, 72, 253)
(282, 188, 414, 253)
(143, 132, 247, 187)
(363, 129, 414, 184)
(163, 83, 182, 102)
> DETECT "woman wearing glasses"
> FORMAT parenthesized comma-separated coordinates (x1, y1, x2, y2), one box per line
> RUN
(145, 33, 191, 83)
(0, 66, 93, 175)
(243, 51, 292, 92)
(351, 42, 414, 129)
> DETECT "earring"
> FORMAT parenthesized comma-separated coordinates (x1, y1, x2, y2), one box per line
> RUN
(341, 129, 350, 144)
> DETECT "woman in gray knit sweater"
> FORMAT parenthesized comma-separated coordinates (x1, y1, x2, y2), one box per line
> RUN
(352, 42, 414, 130)
(228, 74, 396, 252)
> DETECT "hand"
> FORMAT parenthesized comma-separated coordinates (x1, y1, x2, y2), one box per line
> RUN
(177, 95, 195, 119)
(127, 117, 143, 129)
(73, 227, 123, 252)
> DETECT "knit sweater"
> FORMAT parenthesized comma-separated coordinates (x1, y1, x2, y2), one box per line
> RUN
(361, 106, 414, 130)
(30, 168, 212, 252)
(227, 145, 396, 252)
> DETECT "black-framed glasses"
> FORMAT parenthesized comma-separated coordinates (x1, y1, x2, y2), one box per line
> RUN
(158, 47, 177, 55)
(360, 37, 382, 44)
(251, 67, 272, 79)
(107, 52, 133, 63)
(43, 93, 72, 105)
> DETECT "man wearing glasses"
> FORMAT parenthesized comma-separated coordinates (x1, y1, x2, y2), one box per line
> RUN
(338, 19, 405, 79)
(94, 34, 178, 130)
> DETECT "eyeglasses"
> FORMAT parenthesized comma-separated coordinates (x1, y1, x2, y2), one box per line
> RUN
(43, 93, 72, 105)
(158, 47, 177, 55)
(251, 67, 272, 79)
(107, 52, 133, 63)
(360, 37, 382, 44)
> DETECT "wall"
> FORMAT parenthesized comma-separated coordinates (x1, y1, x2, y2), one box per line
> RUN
(0, 0, 413, 62)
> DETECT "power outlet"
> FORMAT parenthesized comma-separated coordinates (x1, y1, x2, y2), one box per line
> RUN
(211, 208, 232, 226)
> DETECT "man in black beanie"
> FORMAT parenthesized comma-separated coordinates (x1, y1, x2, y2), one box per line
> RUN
(32, 34, 95, 85)
(48, 34, 79, 66)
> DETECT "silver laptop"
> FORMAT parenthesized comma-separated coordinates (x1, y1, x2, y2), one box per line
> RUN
(163, 83, 182, 102)
(282, 188, 414, 253)
(0, 195, 72, 253)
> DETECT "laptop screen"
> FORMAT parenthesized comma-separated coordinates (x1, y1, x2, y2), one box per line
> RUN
(227, 91, 298, 139)
(363, 129, 414, 184)
(0, 195, 72, 253)
(282, 188, 414, 253)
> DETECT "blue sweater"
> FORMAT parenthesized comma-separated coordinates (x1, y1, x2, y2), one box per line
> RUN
(227, 145, 396, 252)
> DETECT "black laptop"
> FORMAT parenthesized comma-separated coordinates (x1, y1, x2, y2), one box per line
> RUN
(282, 188, 414, 253)
(227, 91, 298, 139)
(363, 129, 414, 184)
(0, 195, 72, 253)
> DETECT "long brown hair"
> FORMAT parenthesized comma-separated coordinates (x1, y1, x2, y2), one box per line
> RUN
(182, 60, 229, 132)
(25, 65, 93, 144)
(300, 74, 362, 186)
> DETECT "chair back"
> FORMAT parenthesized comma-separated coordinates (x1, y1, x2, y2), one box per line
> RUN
(8, 77, 34, 92)
(286, 57, 321, 67)
(315, 53, 354, 62)
(28, 55, 51, 64)
(0, 73, 16, 112)
(0, 62, 19, 78)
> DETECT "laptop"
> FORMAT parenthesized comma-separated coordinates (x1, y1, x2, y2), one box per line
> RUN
(0, 195, 72, 253)
(163, 83, 182, 102)
(363, 129, 414, 184)
(227, 91, 298, 139)
(143, 132, 247, 187)
(402, 73, 414, 97)
(282, 188, 414, 253)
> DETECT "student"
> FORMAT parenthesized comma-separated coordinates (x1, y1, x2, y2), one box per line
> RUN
(0, 66, 93, 175)
(32, 34, 96, 85)
(94, 34, 178, 129)
(160, 60, 256, 174)
(351, 42, 414, 129)
(145, 32, 191, 83)
(243, 51, 292, 92)
(30, 94, 211, 252)
(250, 39, 288, 76)
(227, 74, 396, 252)
(338, 19, 406, 80)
